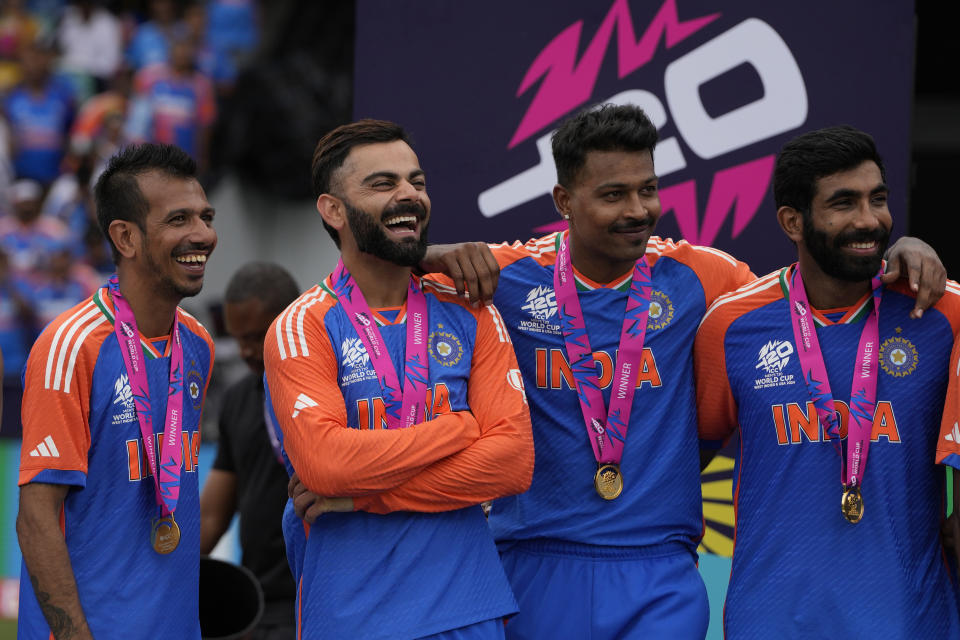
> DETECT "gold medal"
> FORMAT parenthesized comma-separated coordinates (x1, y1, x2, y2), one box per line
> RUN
(594, 464, 623, 500)
(151, 515, 181, 554)
(841, 487, 864, 524)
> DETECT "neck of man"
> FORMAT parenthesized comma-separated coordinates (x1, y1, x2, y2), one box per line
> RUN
(115, 264, 179, 338)
(795, 253, 872, 311)
(569, 235, 640, 285)
(340, 248, 411, 309)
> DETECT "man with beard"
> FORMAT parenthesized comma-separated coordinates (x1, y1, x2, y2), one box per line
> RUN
(16, 143, 217, 639)
(263, 119, 534, 639)
(695, 126, 960, 637)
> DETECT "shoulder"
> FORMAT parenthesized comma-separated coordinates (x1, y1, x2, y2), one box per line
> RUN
(648, 236, 743, 273)
(268, 283, 337, 360)
(177, 306, 215, 352)
(28, 293, 111, 394)
(886, 278, 960, 330)
(488, 232, 559, 269)
(700, 269, 785, 333)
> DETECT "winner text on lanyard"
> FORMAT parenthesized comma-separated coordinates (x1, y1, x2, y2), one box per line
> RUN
(787, 265, 882, 524)
(553, 234, 653, 500)
(109, 275, 184, 553)
(331, 260, 428, 429)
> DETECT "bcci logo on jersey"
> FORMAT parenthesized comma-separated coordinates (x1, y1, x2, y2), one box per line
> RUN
(518, 285, 561, 335)
(112, 374, 136, 425)
(429, 329, 463, 367)
(187, 366, 203, 410)
(340, 337, 376, 386)
(754, 339, 797, 390)
(647, 290, 674, 331)
(879, 333, 918, 377)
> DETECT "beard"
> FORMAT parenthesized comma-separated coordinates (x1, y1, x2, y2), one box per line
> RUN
(344, 200, 429, 267)
(143, 240, 205, 299)
(802, 213, 889, 282)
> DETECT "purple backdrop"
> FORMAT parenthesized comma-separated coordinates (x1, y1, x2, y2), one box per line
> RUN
(354, 0, 914, 275)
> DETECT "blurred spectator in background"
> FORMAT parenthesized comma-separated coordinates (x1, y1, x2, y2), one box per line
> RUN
(68, 67, 131, 172)
(126, 31, 215, 173)
(0, 178, 70, 279)
(0, 115, 13, 211)
(0, 0, 39, 92)
(27, 244, 96, 328)
(184, 1, 234, 95)
(56, 0, 122, 94)
(125, 0, 182, 71)
(2, 38, 75, 185)
(201, 261, 300, 639)
(0, 247, 33, 436)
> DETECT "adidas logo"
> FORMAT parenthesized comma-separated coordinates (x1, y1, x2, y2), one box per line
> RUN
(28, 436, 60, 458)
(945, 422, 960, 443)
(292, 393, 318, 418)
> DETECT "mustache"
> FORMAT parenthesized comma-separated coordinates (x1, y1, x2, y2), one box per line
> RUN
(833, 228, 889, 246)
(381, 201, 427, 221)
(172, 243, 213, 256)
(608, 217, 654, 233)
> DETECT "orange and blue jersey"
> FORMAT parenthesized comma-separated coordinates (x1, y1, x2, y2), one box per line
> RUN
(695, 267, 960, 638)
(127, 66, 215, 160)
(483, 232, 753, 549)
(937, 326, 960, 471)
(17, 285, 213, 640)
(264, 273, 532, 639)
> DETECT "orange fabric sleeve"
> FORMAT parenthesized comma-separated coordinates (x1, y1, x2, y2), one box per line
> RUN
(694, 300, 739, 445)
(666, 242, 755, 308)
(937, 332, 960, 467)
(264, 303, 483, 498)
(18, 306, 109, 485)
(354, 304, 534, 513)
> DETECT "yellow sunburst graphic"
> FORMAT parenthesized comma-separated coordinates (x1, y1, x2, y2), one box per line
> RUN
(698, 453, 735, 557)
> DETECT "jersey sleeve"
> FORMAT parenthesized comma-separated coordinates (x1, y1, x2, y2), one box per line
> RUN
(354, 304, 534, 513)
(263, 306, 483, 498)
(18, 311, 103, 487)
(689, 245, 755, 308)
(694, 301, 739, 447)
(937, 331, 960, 469)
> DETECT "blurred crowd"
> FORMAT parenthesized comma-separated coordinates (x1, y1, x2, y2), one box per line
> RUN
(0, 0, 258, 434)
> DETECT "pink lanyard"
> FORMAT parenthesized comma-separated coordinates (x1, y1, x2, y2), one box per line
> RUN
(788, 265, 882, 520)
(331, 260, 428, 429)
(553, 234, 652, 497)
(109, 275, 183, 518)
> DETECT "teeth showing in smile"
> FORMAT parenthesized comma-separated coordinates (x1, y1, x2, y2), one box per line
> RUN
(176, 255, 207, 264)
(384, 216, 418, 230)
(847, 242, 875, 249)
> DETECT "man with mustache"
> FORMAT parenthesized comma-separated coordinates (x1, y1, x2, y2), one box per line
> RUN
(695, 126, 960, 637)
(16, 143, 217, 639)
(263, 119, 534, 639)
(411, 106, 945, 639)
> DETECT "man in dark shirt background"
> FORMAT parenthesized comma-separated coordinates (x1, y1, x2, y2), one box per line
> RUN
(201, 261, 300, 639)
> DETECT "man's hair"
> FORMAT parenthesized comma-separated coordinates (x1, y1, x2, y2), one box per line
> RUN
(224, 262, 300, 318)
(310, 119, 412, 247)
(551, 104, 659, 188)
(94, 143, 197, 261)
(774, 125, 886, 214)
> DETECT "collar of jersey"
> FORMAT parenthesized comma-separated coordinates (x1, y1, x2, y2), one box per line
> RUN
(320, 276, 410, 326)
(93, 287, 172, 358)
(551, 231, 635, 292)
(777, 265, 874, 327)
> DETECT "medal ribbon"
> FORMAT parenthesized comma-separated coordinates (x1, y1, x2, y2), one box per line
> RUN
(331, 260, 428, 429)
(108, 275, 183, 517)
(787, 265, 882, 489)
(553, 233, 652, 464)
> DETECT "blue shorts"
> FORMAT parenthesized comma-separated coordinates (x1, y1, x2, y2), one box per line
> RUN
(499, 540, 708, 640)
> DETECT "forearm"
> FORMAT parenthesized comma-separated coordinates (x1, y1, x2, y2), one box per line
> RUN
(17, 493, 92, 639)
(354, 428, 534, 513)
(288, 409, 481, 497)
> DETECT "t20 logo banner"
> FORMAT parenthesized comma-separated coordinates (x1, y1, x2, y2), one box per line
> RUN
(355, 0, 913, 277)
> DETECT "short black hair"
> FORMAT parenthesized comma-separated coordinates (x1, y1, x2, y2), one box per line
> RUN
(774, 125, 886, 215)
(551, 103, 659, 188)
(224, 262, 300, 317)
(310, 119, 412, 247)
(94, 143, 197, 262)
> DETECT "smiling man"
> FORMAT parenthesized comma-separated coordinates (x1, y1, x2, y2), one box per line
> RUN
(264, 119, 533, 639)
(16, 143, 217, 639)
(695, 126, 960, 637)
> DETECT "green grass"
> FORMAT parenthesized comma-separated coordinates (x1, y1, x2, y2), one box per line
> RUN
(0, 618, 15, 639)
